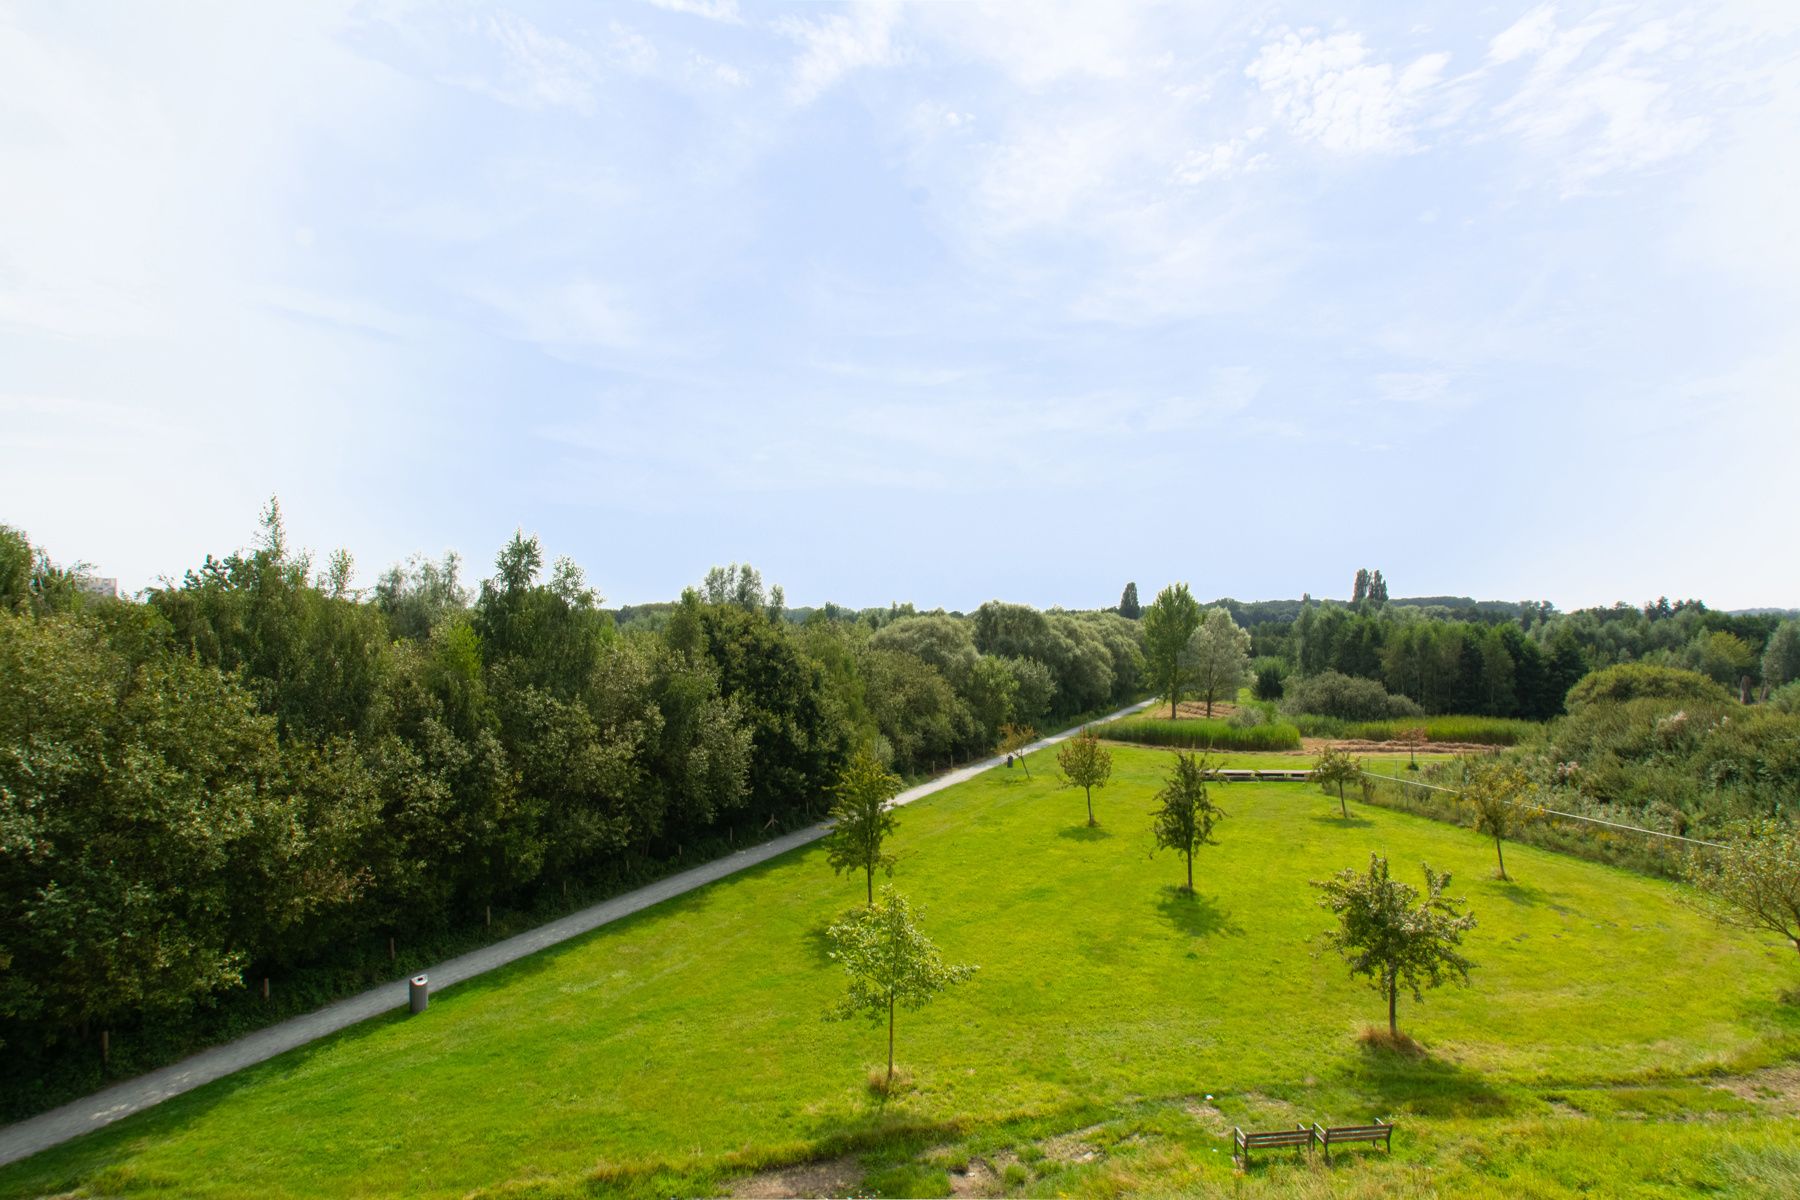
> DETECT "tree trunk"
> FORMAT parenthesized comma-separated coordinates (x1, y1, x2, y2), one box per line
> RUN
(1169, 689, 1177, 719)
(866, 866, 874, 907)
(887, 993, 896, 1083)
(1339, 782, 1348, 819)
(1495, 835, 1508, 882)
(1086, 787, 1095, 826)
(1185, 850, 1194, 894)
(1388, 979, 1398, 1037)
(1205, 692, 1213, 718)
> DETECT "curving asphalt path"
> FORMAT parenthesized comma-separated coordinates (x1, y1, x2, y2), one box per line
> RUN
(0, 700, 1151, 1168)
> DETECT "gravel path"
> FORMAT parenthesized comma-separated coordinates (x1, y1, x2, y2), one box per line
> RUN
(0, 701, 1149, 1168)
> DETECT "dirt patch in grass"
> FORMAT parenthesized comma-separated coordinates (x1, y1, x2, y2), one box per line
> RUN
(1039, 1123, 1108, 1164)
(946, 1154, 1015, 1197)
(1710, 1062, 1800, 1115)
(730, 1155, 862, 1198)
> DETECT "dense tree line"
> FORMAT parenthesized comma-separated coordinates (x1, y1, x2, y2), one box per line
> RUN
(0, 510, 1144, 1095)
(1201, 578, 1796, 721)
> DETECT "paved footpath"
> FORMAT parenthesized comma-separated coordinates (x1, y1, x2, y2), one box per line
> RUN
(0, 701, 1149, 1168)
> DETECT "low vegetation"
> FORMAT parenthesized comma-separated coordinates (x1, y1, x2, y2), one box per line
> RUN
(1095, 715, 1303, 752)
(1291, 713, 1539, 745)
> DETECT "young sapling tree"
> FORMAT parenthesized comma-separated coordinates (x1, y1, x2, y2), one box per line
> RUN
(825, 749, 900, 905)
(826, 887, 977, 1089)
(1151, 752, 1226, 895)
(996, 723, 1037, 779)
(1461, 758, 1537, 881)
(1056, 726, 1113, 826)
(1683, 820, 1800, 960)
(1313, 854, 1476, 1039)
(1313, 746, 1362, 819)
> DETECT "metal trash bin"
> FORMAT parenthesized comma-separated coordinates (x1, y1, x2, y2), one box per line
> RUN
(409, 974, 429, 1014)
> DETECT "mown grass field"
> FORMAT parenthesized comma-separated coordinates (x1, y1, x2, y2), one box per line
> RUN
(3, 745, 1798, 1199)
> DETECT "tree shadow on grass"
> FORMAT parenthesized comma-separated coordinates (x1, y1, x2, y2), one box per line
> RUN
(1308, 813, 1376, 829)
(1155, 887, 1241, 939)
(1057, 824, 1113, 841)
(1336, 1037, 1515, 1120)
(1487, 880, 1551, 907)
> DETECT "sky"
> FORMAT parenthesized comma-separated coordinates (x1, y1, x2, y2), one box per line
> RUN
(3, 1, 1798, 613)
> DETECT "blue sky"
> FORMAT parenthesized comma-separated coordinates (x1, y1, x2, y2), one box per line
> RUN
(3, 1, 1797, 611)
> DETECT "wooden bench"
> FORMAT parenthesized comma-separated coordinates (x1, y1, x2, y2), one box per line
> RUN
(1311, 1119, 1393, 1161)
(1232, 1124, 1314, 1167)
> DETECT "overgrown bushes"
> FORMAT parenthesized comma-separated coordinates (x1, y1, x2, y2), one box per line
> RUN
(1280, 670, 1423, 722)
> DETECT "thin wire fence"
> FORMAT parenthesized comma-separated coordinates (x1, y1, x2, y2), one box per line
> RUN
(1360, 770, 1727, 851)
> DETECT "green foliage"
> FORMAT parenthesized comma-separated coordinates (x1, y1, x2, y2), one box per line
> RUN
(1459, 758, 1539, 881)
(826, 887, 977, 1081)
(1251, 661, 1285, 701)
(825, 751, 901, 905)
(1683, 630, 1758, 688)
(1181, 606, 1250, 718)
(0, 613, 368, 1031)
(1545, 696, 1800, 831)
(1096, 717, 1302, 752)
(1141, 583, 1201, 718)
(1762, 621, 1800, 690)
(1682, 820, 1800, 956)
(1311, 745, 1361, 818)
(1312, 854, 1476, 1036)
(1117, 581, 1140, 620)
(1282, 670, 1423, 722)
(1055, 727, 1113, 826)
(1565, 663, 1733, 712)
(1150, 752, 1225, 893)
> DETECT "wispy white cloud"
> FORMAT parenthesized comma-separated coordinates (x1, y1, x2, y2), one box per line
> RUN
(1489, 11, 1708, 187)
(778, 2, 901, 104)
(645, 0, 742, 25)
(1247, 30, 1450, 154)
(1174, 129, 1270, 184)
(476, 11, 601, 112)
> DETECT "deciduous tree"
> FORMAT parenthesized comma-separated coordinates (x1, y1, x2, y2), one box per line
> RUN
(825, 750, 901, 905)
(1056, 727, 1113, 826)
(1683, 821, 1800, 958)
(1183, 607, 1251, 718)
(1313, 854, 1476, 1038)
(1142, 583, 1202, 718)
(1461, 758, 1537, 881)
(1313, 746, 1362, 819)
(1151, 752, 1225, 894)
(996, 723, 1038, 778)
(826, 887, 977, 1087)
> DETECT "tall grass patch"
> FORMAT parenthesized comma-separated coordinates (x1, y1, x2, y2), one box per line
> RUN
(1290, 714, 1537, 745)
(1096, 717, 1302, 752)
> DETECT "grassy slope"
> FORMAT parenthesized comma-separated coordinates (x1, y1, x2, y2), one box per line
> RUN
(3, 747, 1797, 1199)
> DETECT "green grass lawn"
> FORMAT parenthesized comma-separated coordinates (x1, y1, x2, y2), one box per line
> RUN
(5, 745, 1798, 1199)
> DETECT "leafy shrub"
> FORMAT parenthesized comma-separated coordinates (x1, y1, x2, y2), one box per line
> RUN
(1228, 705, 1266, 729)
(1564, 663, 1733, 712)
(1097, 717, 1302, 752)
(1769, 681, 1800, 714)
(1281, 670, 1423, 722)
(1251, 660, 1285, 701)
